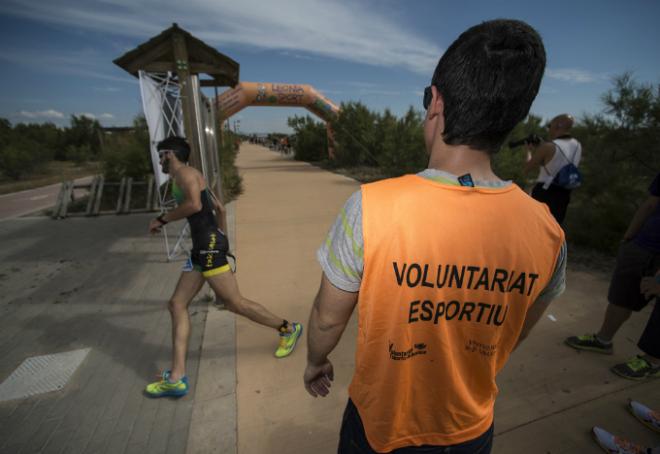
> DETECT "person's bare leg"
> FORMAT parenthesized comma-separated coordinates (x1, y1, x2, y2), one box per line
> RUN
(169, 271, 205, 381)
(206, 271, 291, 331)
(597, 303, 633, 342)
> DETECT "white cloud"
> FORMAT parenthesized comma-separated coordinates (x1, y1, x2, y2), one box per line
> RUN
(546, 68, 606, 84)
(19, 109, 65, 119)
(0, 0, 442, 75)
(0, 49, 135, 84)
(99, 113, 115, 119)
(79, 112, 96, 119)
(93, 86, 122, 92)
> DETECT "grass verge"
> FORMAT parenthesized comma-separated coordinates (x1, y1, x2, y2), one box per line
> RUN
(0, 161, 100, 195)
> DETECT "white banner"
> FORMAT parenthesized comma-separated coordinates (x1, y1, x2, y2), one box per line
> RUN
(138, 71, 184, 188)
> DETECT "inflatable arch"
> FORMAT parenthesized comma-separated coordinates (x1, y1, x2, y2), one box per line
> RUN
(215, 82, 340, 157)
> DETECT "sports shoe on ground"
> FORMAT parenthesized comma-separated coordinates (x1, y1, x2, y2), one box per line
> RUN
(591, 426, 648, 454)
(565, 334, 613, 354)
(611, 356, 660, 381)
(275, 322, 303, 358)
(629, 400, 660, 433)
(145, 370, 189, 397)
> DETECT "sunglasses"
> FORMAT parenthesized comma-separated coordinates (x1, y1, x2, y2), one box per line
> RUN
(423, 86, 433, 110)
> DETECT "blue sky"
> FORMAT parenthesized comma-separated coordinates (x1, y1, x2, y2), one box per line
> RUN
(1, 0, 659, 134)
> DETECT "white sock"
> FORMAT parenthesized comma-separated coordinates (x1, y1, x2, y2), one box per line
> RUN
(595, 334, 612, 345)
(644, 356, 660, 367)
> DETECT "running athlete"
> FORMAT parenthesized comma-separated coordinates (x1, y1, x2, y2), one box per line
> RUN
(145, 136, 302, 397)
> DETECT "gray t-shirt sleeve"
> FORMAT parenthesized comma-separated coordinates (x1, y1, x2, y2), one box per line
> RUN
(535, 240, 567, 303)
(316, 190, 364, 292)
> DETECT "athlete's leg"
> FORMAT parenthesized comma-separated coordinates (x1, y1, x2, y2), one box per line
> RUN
(169, 271, 205, 381)
(596, 302, 632, 341)
(205, 271, 287, 331)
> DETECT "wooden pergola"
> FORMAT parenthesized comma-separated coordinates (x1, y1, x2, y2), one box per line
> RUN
(113, 23, 239, 194)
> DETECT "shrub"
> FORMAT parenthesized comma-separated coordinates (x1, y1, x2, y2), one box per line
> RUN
(101, 116, 151, 181)
(0, 135, 44, 180)
(287, 115, 327, 162)
(217, 130, 243, 202)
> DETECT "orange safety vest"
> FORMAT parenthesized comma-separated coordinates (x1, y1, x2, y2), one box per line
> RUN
(350, 175, 564, 452)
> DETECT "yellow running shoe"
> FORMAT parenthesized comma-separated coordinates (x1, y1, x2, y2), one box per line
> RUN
(275, 322, 302, 358)
(145, 371, 189, 397)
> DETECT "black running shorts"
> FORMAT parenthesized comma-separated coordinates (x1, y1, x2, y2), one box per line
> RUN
(608, 240, 659, 311)
(188, 229, 231, 277)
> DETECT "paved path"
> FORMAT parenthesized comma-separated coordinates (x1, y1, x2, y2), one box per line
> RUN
(0, 214, 207, 454)
(233, 144, 360, 453)
(0, 176, 94, 220)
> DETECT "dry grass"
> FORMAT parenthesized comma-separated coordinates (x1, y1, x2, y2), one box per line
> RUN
(0, 161, 100, 195)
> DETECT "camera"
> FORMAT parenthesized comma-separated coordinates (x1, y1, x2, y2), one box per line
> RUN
(508, 134, 542, 148)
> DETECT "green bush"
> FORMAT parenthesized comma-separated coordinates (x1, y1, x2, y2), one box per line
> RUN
(378, 107, 426, 176)
(493, 114, 545, 187)
(218, 130, 243, 202)
(287, 115, 327, 162)
(65, 143, 92, 164)
(564, 74, 660, 253)
(13, 122, 62, 161)
(286, 73, 659, 256)
(0, 135, 45, 180)
(332, 102, 379, 167)
(101, 116, 151, 181)
(62, 115, 102, 160)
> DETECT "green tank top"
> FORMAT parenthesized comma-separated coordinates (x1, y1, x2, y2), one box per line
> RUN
(171, 180, 218, 249)
(172, 181, 185, 205)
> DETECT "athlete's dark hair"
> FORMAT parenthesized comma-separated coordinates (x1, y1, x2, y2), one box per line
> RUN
(431, 19, 546, 153)
(157, 136, 191, 163)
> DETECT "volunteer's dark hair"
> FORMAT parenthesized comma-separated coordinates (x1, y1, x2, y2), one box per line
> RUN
(431, 19, 546, 153)
(157, 136, 191, 163)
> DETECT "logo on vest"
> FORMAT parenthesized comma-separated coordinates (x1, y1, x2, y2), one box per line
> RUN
(389, 341, 428, 360)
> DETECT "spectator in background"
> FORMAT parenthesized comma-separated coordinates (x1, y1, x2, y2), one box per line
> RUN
(523, 114, 582, 224)
(565, 173, 660, 380)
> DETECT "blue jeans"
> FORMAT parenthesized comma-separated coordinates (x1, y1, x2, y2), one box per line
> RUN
(338, 399, 493, 454)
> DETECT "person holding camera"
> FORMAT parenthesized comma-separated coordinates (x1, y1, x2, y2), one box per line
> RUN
(522, 113, 582, 224)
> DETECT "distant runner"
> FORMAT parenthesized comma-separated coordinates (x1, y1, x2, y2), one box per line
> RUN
(145, 136, 302, 397)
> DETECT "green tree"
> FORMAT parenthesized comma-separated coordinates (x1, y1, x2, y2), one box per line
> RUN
(287, 115, 327, 162)
(492, 114, 545, 187)
(13, 122, 63, 161)
(565, 74, 660, 252)
(0, 135, 43, 180)
(332, 101, 380, 167)
(217, 130, 243, 201)
(101, 115, 151, 180)
(62, 115, 102, 160)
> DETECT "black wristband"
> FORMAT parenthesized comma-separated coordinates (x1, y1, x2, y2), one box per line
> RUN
(278, 319, 289, 332)
(156, 214, 168, 225)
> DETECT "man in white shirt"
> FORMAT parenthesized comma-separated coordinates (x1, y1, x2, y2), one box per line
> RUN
(524, 113, 582, 224)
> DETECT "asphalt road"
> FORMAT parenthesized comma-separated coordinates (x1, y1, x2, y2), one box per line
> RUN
(0, 176, 94, 220)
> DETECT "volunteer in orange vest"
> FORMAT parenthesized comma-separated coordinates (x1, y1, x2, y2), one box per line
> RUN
(304, 19, 567, 454)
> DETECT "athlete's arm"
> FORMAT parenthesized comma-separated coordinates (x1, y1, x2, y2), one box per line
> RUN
(523, 142, 553, 175)
(622, 195, 658, 242)
(514, 240, 567, 351)
(304, 274, 358, 397)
